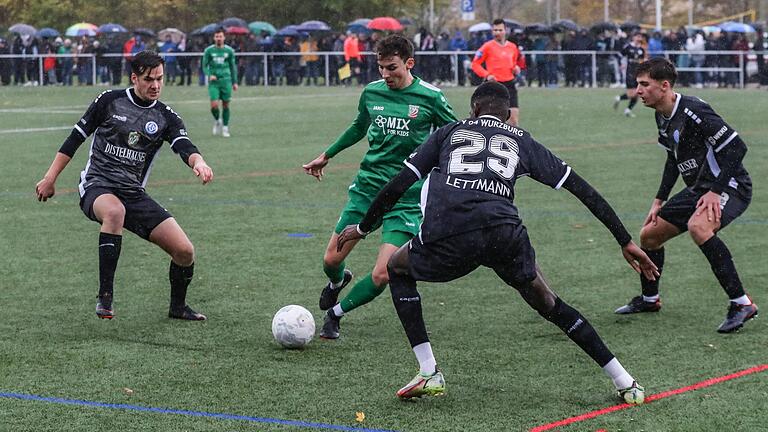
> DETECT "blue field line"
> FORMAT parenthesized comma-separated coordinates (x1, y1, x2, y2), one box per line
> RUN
(0, 392, 398, 432)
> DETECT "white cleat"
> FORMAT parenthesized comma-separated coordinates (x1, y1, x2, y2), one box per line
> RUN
(222, 126, 230, 138)
(617, 381, 645, 405)
(212, 120, 222, 136)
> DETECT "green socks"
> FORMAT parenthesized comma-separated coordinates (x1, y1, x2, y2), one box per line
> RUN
(210, 107, 219, 120)
(339, 273, 386, 313)
(222, 107, 230, 126)
(323, 262, 346, 285)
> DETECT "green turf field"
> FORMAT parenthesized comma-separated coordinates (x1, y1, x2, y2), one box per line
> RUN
(0, 84, 766, 432)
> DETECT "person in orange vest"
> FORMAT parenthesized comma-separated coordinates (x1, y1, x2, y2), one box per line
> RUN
(471, 19, 526, 126)
(343, 31, 362, 85)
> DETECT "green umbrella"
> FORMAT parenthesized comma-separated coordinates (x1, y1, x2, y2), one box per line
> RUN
(248, 21, 277, 36)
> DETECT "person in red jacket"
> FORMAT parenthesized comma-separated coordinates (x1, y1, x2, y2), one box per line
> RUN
(471, 19, 526, 126)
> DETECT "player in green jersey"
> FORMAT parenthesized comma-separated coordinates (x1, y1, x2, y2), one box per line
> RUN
(203, 28, 238, 137)
(302, 35, 457, 339)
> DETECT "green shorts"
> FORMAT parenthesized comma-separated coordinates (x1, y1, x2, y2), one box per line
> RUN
(334, 183, 421, 247)
(208, 79, 232, 102)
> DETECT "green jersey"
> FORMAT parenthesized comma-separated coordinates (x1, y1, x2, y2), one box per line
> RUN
(326, 77, 457, 203)
(202, 44, 237, 82)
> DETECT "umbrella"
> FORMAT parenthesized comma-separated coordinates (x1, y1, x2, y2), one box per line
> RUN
(225, 26, 249, 35)
(719, 21, 755, 33)
(9, 23, 37, 36)
(133, 28, 156, 38)
(65, 22, 98, 37)
(398, 17, 415, 26)
(36, 28, 60, 39)
(158, 28, 185, 43)
(220, 17, 247, 28)
(347, 24, 372, 34)
(503, 19, 523, 30)
(702, 25, 721, 34)
(191, 23, 219, 36)
(368, 17, 403, 32)
(349, 18, 371, 26)
(620, 21, 641, 32)
(99, 23, 127, 34)
(524, 23, 554, 34)
(296, 20, 331, 32)
(468, 22, 492, 33)
(590, 21, 618, 33)
(248, 21, 277, 36)
(275, 25, 301, 37)
(553, 19, 579, 32)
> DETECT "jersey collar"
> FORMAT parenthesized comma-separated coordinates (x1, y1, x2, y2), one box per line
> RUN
(478, 114, 505, 122)
(126, 88, 158, 109)
(662, 92, 681, 120)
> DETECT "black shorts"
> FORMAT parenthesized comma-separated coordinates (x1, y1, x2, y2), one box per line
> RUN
(657, 188, 750, 232)
(626, 65, 639, 89)
(408, 223, 536, 288)
(80, 187, 172, 240)
(499, 80, 519, 108)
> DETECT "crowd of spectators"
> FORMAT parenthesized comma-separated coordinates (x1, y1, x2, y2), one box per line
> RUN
(1, 24, 766, 88)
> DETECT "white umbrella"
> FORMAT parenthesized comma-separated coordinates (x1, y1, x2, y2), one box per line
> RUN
(158, 28, 185, 44)
(468, 22, 492, 33)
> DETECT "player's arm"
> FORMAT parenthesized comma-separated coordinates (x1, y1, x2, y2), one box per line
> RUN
(163, 108, 212, 184)
(561, 171, 658, 280)
(470, 43, 491, 79)
(525, 138, 657, 279)
(36, 91, 109, 201)
(692, 103, 747, 221)
(646, 151, 678, 226)
(303, 91, 370, 180)
(337, 131, 442, 250)
(228, 47, 238, 89)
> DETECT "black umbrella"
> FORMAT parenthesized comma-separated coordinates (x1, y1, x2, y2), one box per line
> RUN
(524, 23, 554, 34)
(590, 21, 618, 33)
(191, 23, 219, 36)
(295, 20, 331, 32)
(37, 27, 60, 39)
(620, 21, 641, 32)
(133, 27, 156, 38)
(553, 19, 579, 32)
(503, 19, 523, 30)
(220, 17, 247, 28)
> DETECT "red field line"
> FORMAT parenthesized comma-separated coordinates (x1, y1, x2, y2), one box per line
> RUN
(530, 364, 768, 432)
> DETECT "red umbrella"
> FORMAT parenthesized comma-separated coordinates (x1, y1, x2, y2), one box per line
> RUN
(367, 17, 403, 32)
(225, 26, 249, 35)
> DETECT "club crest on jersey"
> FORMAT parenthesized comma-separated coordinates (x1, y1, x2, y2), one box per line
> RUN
(144, 121, 158, 135)
(128, 131, 141, 149)
(408, 105, 419, 118)
(673, 129, 680, 143)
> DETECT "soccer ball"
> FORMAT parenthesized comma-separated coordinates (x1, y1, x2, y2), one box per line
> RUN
(271, 305, 315, 349)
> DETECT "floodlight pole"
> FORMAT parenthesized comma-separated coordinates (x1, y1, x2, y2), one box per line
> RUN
(430, 0, 434, 32)
(604, 0, 609, 21)
(688, 0, 694, 26)
(656, 0, 662, 30)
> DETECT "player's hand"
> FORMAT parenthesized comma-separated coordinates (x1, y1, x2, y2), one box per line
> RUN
(192, 160, 214, 185)
(337, 224, 365, 252)
(642, 199, 664, 227)
(513, 66, 521, 76)
(302, 153, 329, 181)
(232, 83, 238, 91)
(35, 176, 56, 202)
(621, 241, 659, 281)
(486, 75, 497, 82)
(695, 191, 721, 223)
(209, 75, 217, 81)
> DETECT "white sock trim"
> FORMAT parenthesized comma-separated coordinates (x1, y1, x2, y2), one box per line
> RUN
(603, 357, 634, 390)
(730, 295, 751, 306)
(642, 295, 659, 303)
(413, 342, 437, 376)
(332, 303, 345, 317)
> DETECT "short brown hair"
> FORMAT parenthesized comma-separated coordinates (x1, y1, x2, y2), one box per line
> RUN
(636, 57, 678, 87)
(375, 34, 414, 60)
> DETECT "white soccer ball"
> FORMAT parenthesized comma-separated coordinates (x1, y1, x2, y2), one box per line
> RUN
(272, 305, 315, 348)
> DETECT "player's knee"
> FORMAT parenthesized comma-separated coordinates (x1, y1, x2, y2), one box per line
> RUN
(639, 225, 663, 250)
(100, 206, 125, 226)
(687, 219, 714, 244)
(173, 242, 195, 266)
(322, 251, 344, 268)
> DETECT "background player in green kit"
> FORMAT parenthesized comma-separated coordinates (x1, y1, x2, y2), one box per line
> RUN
(302, 35, 457, 339)
(203, 28, 237, 138)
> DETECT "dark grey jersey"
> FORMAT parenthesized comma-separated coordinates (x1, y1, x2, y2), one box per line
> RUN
(68, 89, 193, 196)
(405, 115, 571, 242)
(655, 93, 751, 200)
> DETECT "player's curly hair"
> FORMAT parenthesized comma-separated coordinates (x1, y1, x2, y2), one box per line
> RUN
(636, 57, 678, 87)
(375, 34, 414, 60)
(131, 50, 165, 76)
